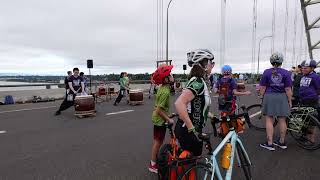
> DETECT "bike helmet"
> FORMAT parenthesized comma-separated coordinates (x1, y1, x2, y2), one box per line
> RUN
(187, 49, 214, 67)
(221, 65, 232, 75)
(152, 65, 173, 85)
(270, 52, 284, 64)
(301, 59, 317, 68)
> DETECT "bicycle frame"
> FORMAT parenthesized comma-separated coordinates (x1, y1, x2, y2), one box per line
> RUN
(287, 107, 317, 133)
(204, 130, 252, 180)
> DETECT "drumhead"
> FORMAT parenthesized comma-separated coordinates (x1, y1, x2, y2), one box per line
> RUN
(75, 95, 93, 99)
(129, 89, 143, 93)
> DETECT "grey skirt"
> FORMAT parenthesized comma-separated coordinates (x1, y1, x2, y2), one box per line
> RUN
(262, 93, 290, 117)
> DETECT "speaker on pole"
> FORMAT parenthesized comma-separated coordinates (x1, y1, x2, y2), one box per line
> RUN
(87, 59, 93, 93)
(87, 59, 93, 68)
(183, 64, 187, 70)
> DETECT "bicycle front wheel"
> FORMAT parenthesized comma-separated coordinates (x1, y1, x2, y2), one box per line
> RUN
(290, 114, 320, 150)
(178, 162, 212, 180)
(236, 145, 252, 180)
(246, 104, 265, 130)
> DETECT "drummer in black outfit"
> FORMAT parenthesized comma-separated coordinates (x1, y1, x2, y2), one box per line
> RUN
(64, 71, 72, 96)
(55, 68, 85, 116)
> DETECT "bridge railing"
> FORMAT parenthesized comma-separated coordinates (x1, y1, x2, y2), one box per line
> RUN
(0, 80, 153, 89)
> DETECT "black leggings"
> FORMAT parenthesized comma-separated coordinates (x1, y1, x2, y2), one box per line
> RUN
(174, 119, 203, 156)
(57, 94, 75, 112)
(114, 89, 126, 104)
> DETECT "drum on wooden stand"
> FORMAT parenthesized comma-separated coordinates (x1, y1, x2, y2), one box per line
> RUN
(236, 83, 246, 92)
(129, 89, 143, 105)
(74, 95, 96, 117)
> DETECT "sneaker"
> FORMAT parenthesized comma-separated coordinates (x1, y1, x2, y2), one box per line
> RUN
(113, 102, 117, 106)
(148, 163, 158, 174)
(260, 142, 275, 151)
(273, 140, 287, 149)
(54, 111, 61, 116)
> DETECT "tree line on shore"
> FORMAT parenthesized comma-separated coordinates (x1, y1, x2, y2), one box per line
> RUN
(2, 73, 257, 83)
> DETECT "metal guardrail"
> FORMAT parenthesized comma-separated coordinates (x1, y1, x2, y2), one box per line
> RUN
(0, 80, 152, 89)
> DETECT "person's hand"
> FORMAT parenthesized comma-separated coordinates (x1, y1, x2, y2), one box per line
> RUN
(167, 118, 174, 125)
(289, 101, 292, 108)
(245, 91, 251, 95)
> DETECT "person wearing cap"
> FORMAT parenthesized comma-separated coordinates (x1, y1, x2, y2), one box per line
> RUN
(299, 59, 320, 144)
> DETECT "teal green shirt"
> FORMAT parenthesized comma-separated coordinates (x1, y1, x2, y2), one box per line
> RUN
(119, 78, 127, 89)
(152, 85, 171, 126)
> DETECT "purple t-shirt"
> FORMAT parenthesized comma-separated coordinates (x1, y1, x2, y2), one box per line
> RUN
(68, 75, 84, 93)
(260, 68, 292, 93)
(299, 72, 320, 101)
(216, 77, 237, 98)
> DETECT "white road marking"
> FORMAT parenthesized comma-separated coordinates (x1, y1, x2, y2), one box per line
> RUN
(241, 111, 261, 121)
(0, 130, 7, 134)
(0, 106, 57, 114)
(249, 111, 261, 118)
(106, 110, 134, 116)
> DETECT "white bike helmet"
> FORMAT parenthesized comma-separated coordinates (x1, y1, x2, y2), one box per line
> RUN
(187, 49, 214, 67)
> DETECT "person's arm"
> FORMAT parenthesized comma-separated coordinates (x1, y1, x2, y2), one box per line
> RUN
(285, 87, 293, 108)
(68, 82, 76, 93)
(259, 86, 266, 97)
(81, 82, 85, 93)
(174, 89, 195, 130)
(155, 107, 173, 124)
(233, 89, 251, 96)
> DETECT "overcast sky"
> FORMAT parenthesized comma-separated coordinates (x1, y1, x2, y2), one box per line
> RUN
(0, 0, 319, 75)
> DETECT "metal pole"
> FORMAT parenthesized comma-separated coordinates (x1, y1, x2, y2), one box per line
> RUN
(166, 0, 173, 63)
(89, 68, 92, 93)
(257, 35, 272, 74)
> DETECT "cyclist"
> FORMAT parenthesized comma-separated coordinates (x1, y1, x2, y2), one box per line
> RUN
(149, 65, 175, 173)
(299, 59, 320, 144)
(214, 65, 251, 114)
(174, 49, 215, 156)
(259, 52, 292, 151)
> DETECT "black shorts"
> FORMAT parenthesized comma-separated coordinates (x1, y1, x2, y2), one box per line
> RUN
(174, 119, 203, 156)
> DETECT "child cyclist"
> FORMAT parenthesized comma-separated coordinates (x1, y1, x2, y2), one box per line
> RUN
(214, 65, 251, 114)
(149, 65, 175, 173)
(299, 59, 320, 144)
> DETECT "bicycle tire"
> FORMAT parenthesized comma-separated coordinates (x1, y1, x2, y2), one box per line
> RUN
(177, 162, 213, 180)
(236, 144, 252, 180)
(157, 144, 173, 180)
(246, 104, 265, 130)
(290, 114, 320, 150)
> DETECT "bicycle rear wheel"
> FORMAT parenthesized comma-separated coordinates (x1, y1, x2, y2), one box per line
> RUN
(178, 162, 212, 180)
(236, 145, 252, 180)
(289, 114, 320, 150)
(157, 144, 173, 180)
(246, 104, 265, 130)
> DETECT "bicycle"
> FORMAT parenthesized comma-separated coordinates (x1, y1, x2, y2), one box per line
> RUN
(157, 114, 199, 180)
(245, 104, 320, 150)
(178, 105, 253, 180)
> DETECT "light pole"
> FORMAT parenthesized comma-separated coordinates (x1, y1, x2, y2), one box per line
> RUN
(257, 35, 272, 74)
(166, 0, 173, 63)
